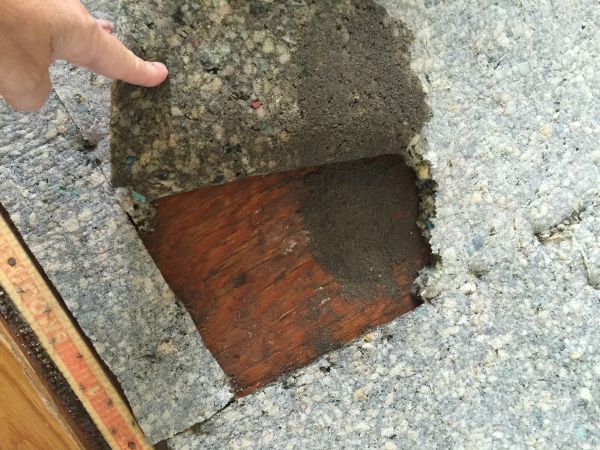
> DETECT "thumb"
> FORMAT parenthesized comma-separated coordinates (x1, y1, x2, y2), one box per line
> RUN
(55, 18, 168, 87)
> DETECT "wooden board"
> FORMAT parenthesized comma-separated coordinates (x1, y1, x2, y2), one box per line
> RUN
(0, 314, 83, 450)
(144, 156, 429, 396)
(0, 289, 110, 450)
(0, 206, 152, 450)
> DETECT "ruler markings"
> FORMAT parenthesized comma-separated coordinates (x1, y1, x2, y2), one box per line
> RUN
(0, 214, 152, 450)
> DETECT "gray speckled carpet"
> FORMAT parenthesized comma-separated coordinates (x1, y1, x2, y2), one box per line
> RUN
(2, 0, 600, 448)
(110, 0, 428, 203)
(170, 1, 600, 446)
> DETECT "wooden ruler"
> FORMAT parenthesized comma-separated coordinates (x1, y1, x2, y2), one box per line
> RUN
(0, 212, 152, 450)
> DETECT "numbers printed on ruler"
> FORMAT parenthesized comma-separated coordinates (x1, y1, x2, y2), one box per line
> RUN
(0, 215, 152, 450)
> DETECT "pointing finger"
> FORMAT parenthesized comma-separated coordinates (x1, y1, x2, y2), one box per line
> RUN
(57, 18, 168, 87)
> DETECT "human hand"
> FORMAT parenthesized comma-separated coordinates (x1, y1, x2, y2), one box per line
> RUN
(0, 0, 168, 112)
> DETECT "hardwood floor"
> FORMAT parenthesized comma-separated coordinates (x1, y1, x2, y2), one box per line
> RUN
(144, 156, 429, 396)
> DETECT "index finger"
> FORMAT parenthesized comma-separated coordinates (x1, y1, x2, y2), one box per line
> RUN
(58, 19, 168, 87)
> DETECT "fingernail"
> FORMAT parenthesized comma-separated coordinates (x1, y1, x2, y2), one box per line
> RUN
(151, 62, 168, 72)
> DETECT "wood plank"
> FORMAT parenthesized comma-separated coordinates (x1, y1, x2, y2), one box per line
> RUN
(0, 289, 110, 450)
(0, 314, 83, 450)
(0, 206, 151, 450)
(144, 155, 429, 396)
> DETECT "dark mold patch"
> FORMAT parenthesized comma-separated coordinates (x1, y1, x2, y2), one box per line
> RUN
(299, 155, 425, 298)
(111, 0, 427, 210)
(290, 0, 426, 170)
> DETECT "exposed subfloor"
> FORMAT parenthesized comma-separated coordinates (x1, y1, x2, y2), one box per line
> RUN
(2, 0, 600, 449)
(142, 155, 428, 396)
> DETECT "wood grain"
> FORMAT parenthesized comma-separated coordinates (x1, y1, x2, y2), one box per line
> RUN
(0, 205, 151, 450)
(0, 316, 83, 450)
(144, 156, 429, 396)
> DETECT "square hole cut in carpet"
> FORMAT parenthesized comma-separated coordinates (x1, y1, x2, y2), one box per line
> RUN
(142, 155, 430, 396)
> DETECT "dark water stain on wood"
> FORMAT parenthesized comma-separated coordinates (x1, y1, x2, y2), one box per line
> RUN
(299, 156, 424, 299)
(143, 155, 430, 396)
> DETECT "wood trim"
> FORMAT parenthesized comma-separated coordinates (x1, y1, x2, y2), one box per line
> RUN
(0, 314, 84, 450)
(0, 208, 152, 450)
